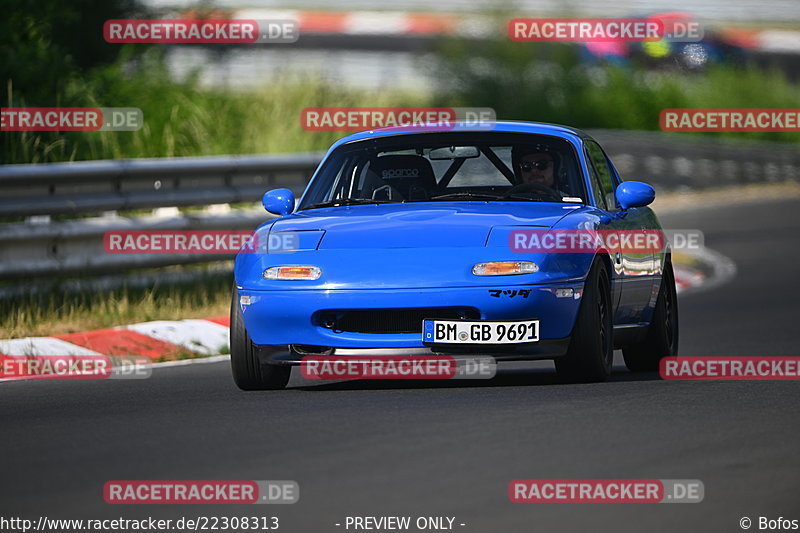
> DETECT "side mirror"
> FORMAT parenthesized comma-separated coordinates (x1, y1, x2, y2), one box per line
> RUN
(615, 181, 655, 210)
(262, 188, 295, 216)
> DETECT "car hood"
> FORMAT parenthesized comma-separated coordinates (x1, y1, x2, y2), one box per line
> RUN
(269, 202, 575, 249)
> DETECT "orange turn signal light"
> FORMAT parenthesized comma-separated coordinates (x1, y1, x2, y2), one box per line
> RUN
(472, 261, 538, 276)
(263, 266, 322, 280)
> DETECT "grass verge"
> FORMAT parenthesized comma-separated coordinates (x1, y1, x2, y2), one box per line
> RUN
(1, 273, 231, 339)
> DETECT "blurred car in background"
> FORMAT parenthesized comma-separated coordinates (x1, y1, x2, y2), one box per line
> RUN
(582, 12, 747, 70)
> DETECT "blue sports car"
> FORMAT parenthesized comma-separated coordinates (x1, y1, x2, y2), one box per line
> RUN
(231, 121, 678, 389)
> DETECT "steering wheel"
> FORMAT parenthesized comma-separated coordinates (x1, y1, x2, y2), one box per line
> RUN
(502, 182, 562, 200)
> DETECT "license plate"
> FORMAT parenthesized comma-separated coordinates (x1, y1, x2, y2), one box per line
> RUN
(422, 319, 539, 345)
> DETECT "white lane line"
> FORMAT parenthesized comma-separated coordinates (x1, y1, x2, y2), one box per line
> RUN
(0, 354, 231, 384)
(146, 354, 230, 369)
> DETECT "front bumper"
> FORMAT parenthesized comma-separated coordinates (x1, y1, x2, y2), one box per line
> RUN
(239, 283, 583, 362)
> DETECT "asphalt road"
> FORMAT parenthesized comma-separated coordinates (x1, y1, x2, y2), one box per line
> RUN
(2, 198, 799, 533)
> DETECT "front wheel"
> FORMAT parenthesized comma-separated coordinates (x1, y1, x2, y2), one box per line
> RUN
(230, 287, 291, 390)
(555, 258, 613, 383)
(622, 261, 679, 372)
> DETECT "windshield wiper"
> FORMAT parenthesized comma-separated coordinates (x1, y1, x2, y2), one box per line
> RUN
(430, 191, 552, 202)
(430, 192, 505, 201)
(500, 194, 550, 202)
(302, 198, 396, 210)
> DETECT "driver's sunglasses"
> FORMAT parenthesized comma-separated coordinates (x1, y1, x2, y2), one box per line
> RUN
(519, 160, 551, 172)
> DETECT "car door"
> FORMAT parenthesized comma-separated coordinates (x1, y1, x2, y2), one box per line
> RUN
(584, 140, 655, 325)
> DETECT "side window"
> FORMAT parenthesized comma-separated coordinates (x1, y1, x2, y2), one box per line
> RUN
(586, 159, 608, 210)
(585, 141, 616, 209)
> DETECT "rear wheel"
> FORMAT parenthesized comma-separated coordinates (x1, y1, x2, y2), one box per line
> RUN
(555, 259, 613, 383)
(230, 287, 291, 390)
(622, 261, 679, 372)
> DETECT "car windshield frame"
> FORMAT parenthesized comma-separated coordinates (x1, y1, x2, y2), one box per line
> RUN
(297, 132, 588, 211)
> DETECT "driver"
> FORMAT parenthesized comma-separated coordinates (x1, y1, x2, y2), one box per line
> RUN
(512, 146, 559, 188)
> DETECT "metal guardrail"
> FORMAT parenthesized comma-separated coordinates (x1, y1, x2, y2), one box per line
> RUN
(0, 153, 322, 218)
(1, 132, 798, 280)
(0, 210, 271, 279)
(0, 153, 322, 279)
(591, 130, 800, 190)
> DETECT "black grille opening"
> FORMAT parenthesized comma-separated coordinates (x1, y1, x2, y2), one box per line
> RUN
(291, 345, 334, 355)
(314, 307, 480, 334)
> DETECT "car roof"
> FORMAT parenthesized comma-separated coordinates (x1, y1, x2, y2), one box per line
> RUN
(329, 121, 592, 151)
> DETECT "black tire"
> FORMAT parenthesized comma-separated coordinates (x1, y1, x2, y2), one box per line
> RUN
(555, 258, 613, 383)
(230, 287, 291, 390)
(622, 261, 680, 372)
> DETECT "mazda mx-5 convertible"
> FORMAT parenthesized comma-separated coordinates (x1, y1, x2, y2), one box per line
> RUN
(230, 121, 678, 390)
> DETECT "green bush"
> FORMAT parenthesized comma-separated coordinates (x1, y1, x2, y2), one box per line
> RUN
(2, 51, 428, 163)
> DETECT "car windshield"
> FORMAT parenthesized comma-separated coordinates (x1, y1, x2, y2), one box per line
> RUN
(299, 132, 587, 210)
